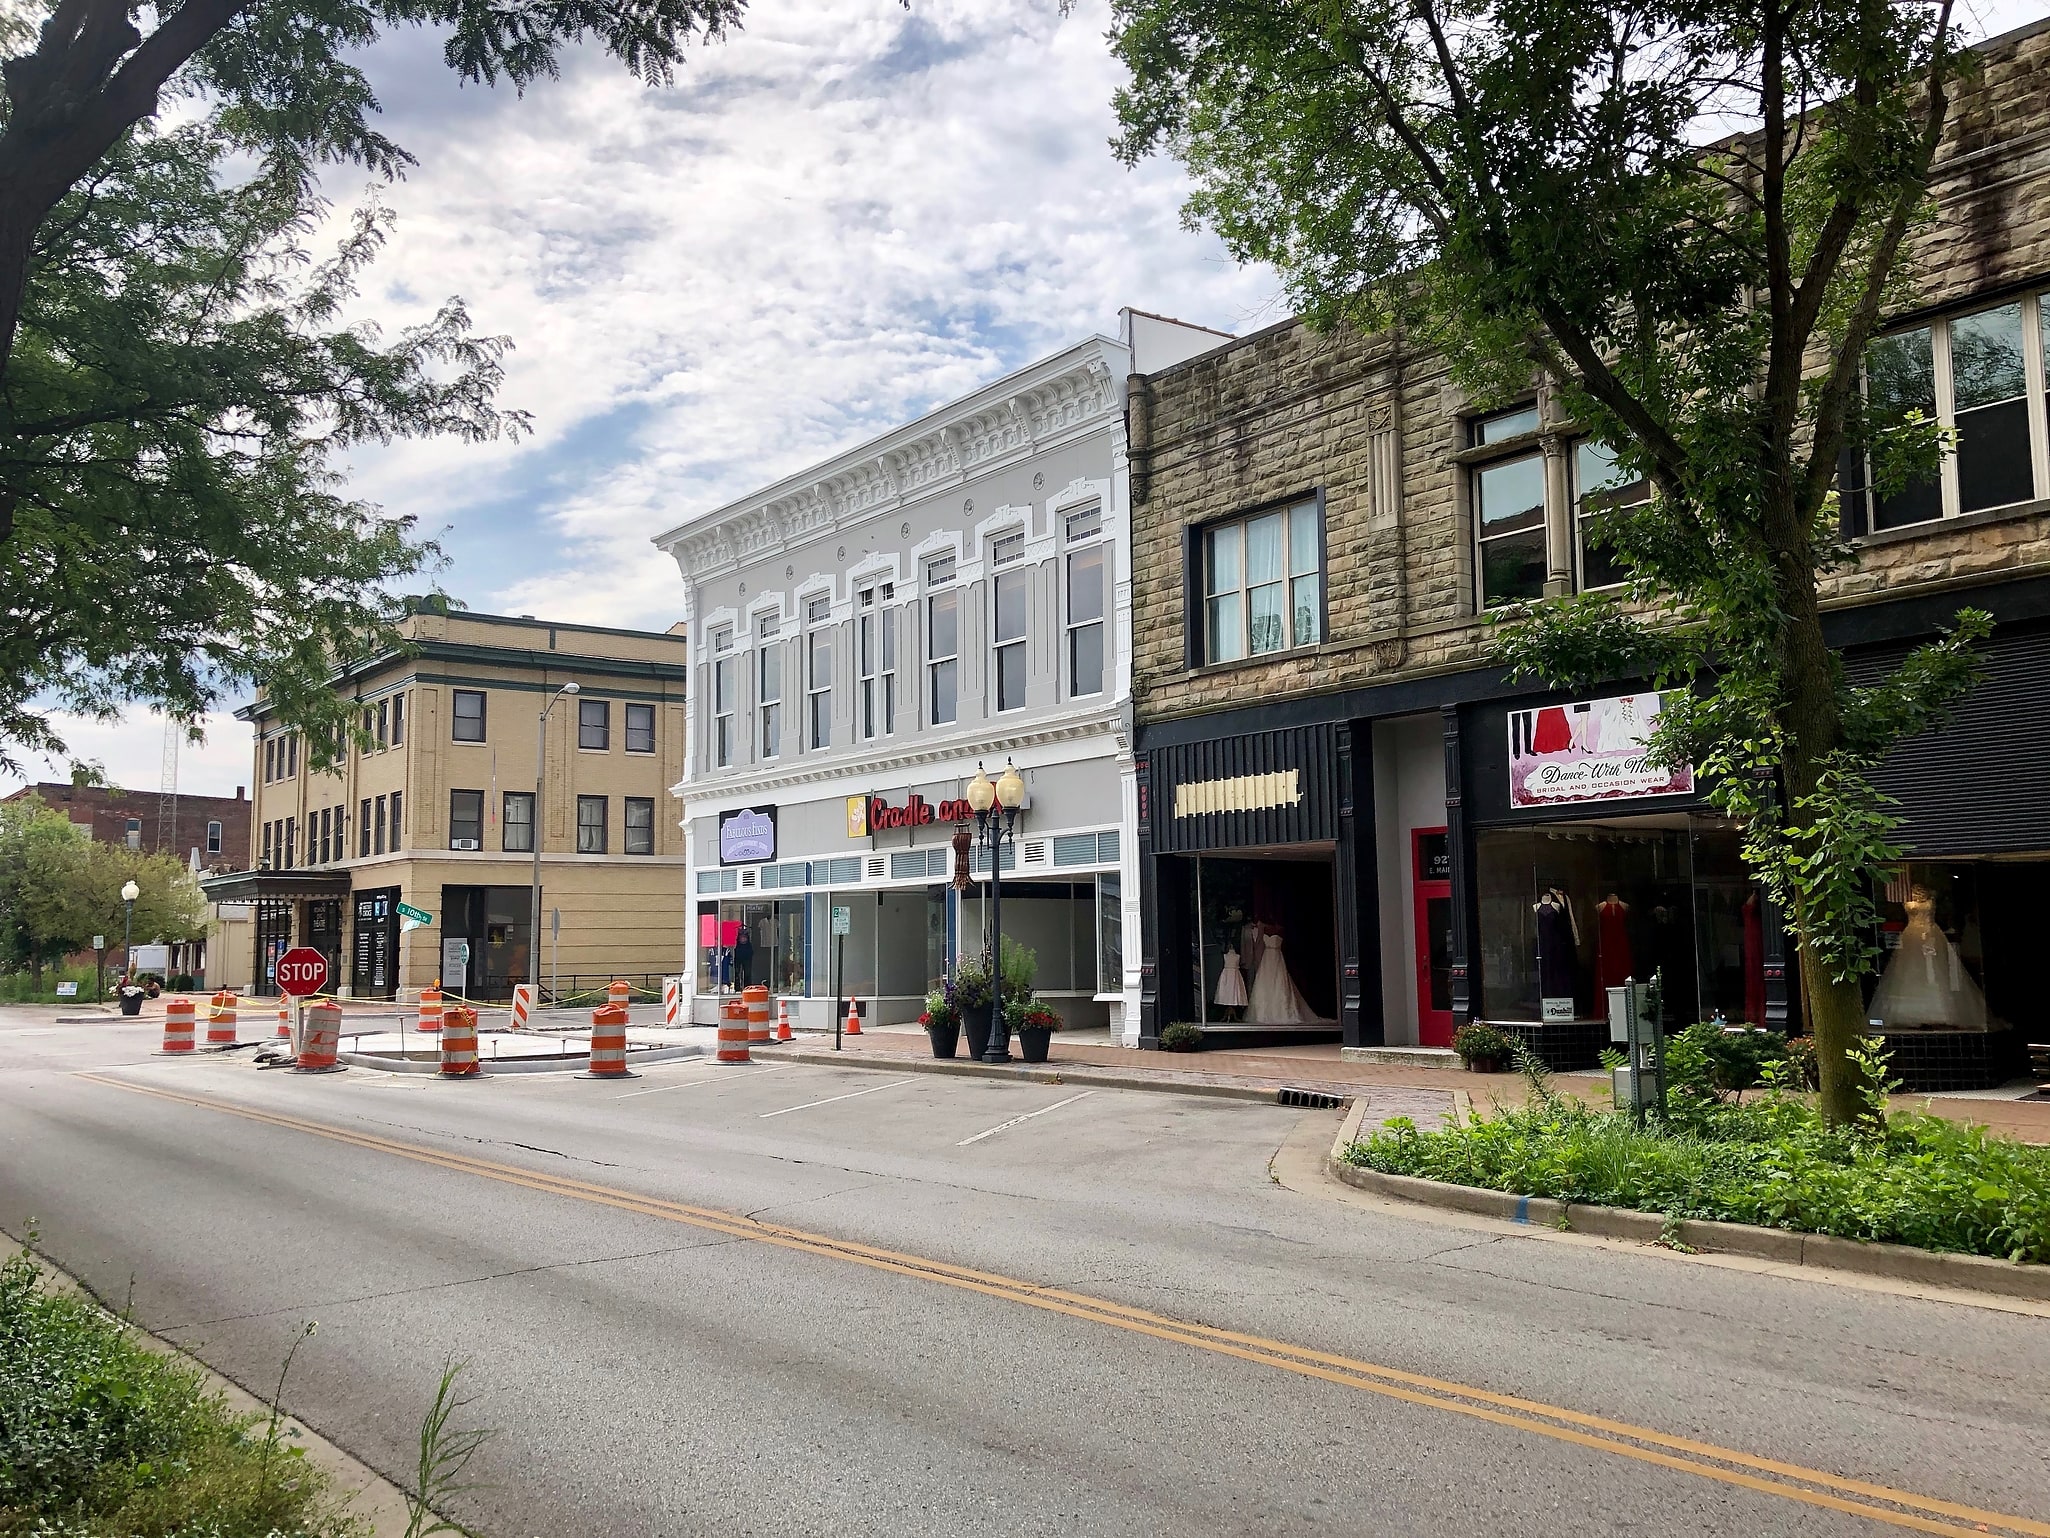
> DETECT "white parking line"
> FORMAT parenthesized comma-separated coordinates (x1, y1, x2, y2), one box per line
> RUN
(759, 1077, 918, 1118)
(957, 1090, 1096, 1146)
(614, 1063, 791, 1099)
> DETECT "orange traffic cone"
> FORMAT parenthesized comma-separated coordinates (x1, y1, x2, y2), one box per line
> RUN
(844, 1000, 862, 1036)
(275, 1004, 291, 1039)
(775, 999, 792, 1041)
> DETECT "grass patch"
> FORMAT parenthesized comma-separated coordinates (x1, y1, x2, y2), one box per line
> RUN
(0, 1247, 365, 1537)
(1347, 1071, 2050, 1265)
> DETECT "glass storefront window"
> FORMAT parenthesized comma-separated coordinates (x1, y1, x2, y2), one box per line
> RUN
(1475, 813, 1761, 1025)
(697, 899, 807, 995)
(1188, 853, 1338, 1026)
(1096, 873, 1122, 996)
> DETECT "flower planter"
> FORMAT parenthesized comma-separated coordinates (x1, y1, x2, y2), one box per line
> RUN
(1017, 1026, 1053, 1064)
(925, 1020, 960, 1059)
(118, 990, 144, 1016)
(1462, 1055, 1506, 1074)
(961, 1004, 993, 1062)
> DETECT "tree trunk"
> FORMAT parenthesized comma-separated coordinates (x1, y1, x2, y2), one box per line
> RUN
(1798, 931, 1869, 1126)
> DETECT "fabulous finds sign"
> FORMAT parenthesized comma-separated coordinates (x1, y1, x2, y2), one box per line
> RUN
(1507, 692, 1693, 807)
(718, 805, 778, 865)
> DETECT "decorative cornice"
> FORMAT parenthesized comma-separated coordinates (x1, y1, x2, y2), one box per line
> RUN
(654, 337, 1129, 581)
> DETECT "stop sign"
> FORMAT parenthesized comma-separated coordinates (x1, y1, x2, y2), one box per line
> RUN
(275, 947, 329, 997)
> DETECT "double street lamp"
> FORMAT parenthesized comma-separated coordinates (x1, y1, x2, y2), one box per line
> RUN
(965, 759, 1026, 1064)
(528, 681, 580, 1003)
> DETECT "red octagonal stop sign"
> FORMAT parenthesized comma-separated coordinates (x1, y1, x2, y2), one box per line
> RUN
(275, 947, 329, 997)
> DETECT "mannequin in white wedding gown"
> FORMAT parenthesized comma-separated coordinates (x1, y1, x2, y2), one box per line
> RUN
(1247, 928, 1317, 1024)
(1868, 887, 1989, 1029)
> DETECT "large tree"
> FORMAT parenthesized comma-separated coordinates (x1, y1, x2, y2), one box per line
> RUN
(1112, 0, 1983, 1124)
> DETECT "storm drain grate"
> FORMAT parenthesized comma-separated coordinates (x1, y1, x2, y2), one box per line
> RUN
(1275, 1087, 1346, 1109)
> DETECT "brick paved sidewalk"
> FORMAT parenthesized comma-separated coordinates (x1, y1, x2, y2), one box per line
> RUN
(764, 1028, 2050, 1144)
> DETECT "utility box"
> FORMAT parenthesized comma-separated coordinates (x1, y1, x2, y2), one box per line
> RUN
(1607, 978, 1665, 1123)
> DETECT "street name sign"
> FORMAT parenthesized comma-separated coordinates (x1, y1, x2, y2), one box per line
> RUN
(275, 948, 329, 997)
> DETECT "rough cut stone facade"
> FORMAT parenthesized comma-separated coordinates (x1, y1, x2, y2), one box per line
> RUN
(1130, 18, 2050, 728)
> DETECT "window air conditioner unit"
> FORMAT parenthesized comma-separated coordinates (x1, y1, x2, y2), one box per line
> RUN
(452, 839, 480, 851)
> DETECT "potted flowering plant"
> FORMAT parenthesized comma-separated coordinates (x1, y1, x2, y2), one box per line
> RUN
(952, 953, 995, 1059)
(1011, 997, 1062, 1064)
(921, 982, 960, 1059)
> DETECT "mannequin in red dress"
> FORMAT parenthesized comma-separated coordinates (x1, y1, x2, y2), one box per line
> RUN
(1742, 892, 1766, 1025)
(1596, 894, 1633, 991)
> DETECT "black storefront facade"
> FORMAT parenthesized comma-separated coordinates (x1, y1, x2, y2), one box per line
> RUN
(1140, 572, 2050, 1086)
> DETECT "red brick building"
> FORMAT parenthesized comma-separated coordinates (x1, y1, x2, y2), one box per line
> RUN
(4, 782, 251, 871)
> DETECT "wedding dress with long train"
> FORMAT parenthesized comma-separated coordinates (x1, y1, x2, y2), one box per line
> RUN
(1247, 931, 1317, 1024)
(1868, 891, 1989, 1029)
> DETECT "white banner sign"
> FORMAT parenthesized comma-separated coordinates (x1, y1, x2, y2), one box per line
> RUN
(1508, 692, 1693, 808)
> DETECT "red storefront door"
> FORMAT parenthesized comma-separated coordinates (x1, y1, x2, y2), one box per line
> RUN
(1412, 827, 1455, 1047)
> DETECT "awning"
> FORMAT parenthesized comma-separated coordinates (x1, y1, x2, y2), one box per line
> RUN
(198, 868, 352, 904)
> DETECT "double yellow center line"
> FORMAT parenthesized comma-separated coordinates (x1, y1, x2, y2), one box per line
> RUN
(77, 1072, 2046, 1537)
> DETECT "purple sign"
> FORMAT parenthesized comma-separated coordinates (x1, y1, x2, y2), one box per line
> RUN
(718, 805, 777, 865)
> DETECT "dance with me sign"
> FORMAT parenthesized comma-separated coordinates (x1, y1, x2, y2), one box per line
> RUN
(1507, 692, 1693, 807)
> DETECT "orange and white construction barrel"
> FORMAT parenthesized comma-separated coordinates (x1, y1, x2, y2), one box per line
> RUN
(415, 985, 443, 1034)
(745, 984, 770, 1044)
(717, 998, 751, 1064)
(158, 997, 196, 1055)
(438, 1005, 481, 1079)
(294, 1001, 344, 1072)
(205, 989, 237, 1046)
(580, 1003, 635, 1079)
(607, 979, 632, 1014)
(509, 983, 535, 1031)
(275, 1003, 292, 1039)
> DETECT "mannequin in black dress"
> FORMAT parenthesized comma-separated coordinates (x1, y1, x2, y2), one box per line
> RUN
(1534, 888, 1580, 1011)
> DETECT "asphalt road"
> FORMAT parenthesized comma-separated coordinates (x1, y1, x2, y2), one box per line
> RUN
(2, 1007, 2047, 1538)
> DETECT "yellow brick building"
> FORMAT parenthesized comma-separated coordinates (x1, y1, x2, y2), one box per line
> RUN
(202, 605, 689, 1001)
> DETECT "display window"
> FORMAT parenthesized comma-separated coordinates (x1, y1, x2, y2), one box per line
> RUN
(1866, 863, 2010, 1033)
(1475, 813, 1763, 1027)
(1186, 852, 1338, 1027)
(959, 879, 1101, 995)
(696, 899, 806, 996)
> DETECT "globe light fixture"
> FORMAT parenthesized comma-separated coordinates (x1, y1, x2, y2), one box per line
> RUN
(995, 761, 1025, 811)
(966, 765, 996, 814)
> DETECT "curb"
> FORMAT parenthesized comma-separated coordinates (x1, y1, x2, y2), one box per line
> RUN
(1, 1232, 415, 1536)
(763, 1045, 1352, 1106)
(336, 1044, 705, 1076)
(1321, 1143, 2050, 1303)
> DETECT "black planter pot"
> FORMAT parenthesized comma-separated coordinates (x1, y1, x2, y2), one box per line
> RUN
(1017, 1026, 1053, 1064)
(961, 1004, 993, 1061)
(926, 1020, 960, 1059)
(118, 990, 144, 1016)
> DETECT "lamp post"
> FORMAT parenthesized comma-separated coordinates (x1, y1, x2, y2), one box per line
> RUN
(120, 879, 139, 979)
(528, 681, 580, 1004)
(967, 759, 1026, 1064)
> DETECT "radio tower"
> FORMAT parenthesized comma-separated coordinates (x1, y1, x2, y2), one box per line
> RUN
(156, 718, 179, 858)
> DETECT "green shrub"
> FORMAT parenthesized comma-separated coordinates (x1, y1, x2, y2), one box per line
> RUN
(1451, 1022, 1514, 1066)
(1665, 1021, 1789, 1107)
(0, 1248, 362, 1536)
(1159, 1021, 1203, 1052)
(1348, 1088, 2050, 1264)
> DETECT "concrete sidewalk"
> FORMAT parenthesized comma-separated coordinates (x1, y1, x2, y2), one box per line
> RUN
(761, 1028, 2050, 1144)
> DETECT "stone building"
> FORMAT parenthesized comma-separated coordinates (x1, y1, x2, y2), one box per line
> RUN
(1127, 18, 2050, 1088)
(656, 311, 1228, 1036)
(201, 604, 690, 1001)
(5, 781, 251, 871)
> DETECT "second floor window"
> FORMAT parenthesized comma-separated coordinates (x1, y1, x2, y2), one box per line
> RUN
(358, 797, 371, 857)
(448, 790, 481, 849)
(1201, 498, 1322, 662)
(391, 693, 405, 745)
(576, 795, 607, 854)
(578, 697, 610, 751)
(318, 806, 331, 864)
(928, 582, 959, 725)
(757, 616, 781, 759)
(625, 702, 655, 754)
(807, 605, 833, 750)
(206, 820, 222, 856)
(993, 547, 1027, 713)
(1574, 442, 1647, 590)
(859, 585, 895, 738)
(389, 792, 401, 847)
(1065, 507, 1104, 698)
(452, 689, 486, 742)
(503, 791, 534, 853)
(375, 698, 389, 746)
(712, 629, 736, 769)
(373, 795, 387, 854)
(624, 796, 654, 855)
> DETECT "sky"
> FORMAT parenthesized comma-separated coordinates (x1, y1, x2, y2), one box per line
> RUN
(10, 0, 1287, 799)
(8, 0, 2042, 800)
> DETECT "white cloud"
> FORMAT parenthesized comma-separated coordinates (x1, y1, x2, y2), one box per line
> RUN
(1, 711, 252, 800)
